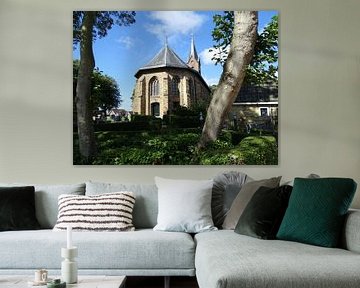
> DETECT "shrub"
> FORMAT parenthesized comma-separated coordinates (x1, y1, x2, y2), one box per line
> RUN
(74, 130, 278, 165)
(238, 136, 278, 165)
(163, 115, 200, 128)
(94, 121, 162, 132)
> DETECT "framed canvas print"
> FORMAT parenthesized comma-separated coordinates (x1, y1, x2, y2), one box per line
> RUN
(73, 10, 278, 165)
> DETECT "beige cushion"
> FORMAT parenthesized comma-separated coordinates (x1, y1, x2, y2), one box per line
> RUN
(222, 177, 281, 230)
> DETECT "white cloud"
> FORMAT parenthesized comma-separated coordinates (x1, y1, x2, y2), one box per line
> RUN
(116, 36, 135, 49)
(199, 48, 217, 65)
(199, 46, 230, 65)
(146, 11, 206, 42)
(204, 76, 219, 86)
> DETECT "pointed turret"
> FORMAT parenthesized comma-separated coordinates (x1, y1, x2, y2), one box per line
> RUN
(187, 35, 201, 74)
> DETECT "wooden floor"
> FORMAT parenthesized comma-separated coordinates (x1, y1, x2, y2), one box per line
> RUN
(126, 276, 199, 288)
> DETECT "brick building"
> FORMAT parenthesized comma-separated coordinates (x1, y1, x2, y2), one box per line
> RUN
(132, 37, 210, 118)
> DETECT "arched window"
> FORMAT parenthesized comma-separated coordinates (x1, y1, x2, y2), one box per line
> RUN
(149, 77, 159, 96)
(187, 79, 195, 98)
(170, 76, 180, 96)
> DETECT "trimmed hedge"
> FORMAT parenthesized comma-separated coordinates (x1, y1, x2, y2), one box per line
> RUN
(94, 119, 162, 132)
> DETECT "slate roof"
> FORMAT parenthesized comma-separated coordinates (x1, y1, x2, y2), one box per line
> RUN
(134, 42, 210, 92)
(138, 43, 189, 71)
(234, 85, 278, 103)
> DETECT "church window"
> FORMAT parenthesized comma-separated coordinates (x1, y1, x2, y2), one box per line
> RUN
(149, 77, 159, 96)
(188, 79, 195, 98)
(170, 76, 180, 96)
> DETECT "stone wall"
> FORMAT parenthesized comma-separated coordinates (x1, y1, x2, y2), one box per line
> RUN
(132, 68, 210, 118)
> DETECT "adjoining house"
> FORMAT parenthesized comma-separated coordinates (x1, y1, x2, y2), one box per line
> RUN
(108, 108, 126, 121)
(132, 37, 210, 118)
(230, 84, 278, 131)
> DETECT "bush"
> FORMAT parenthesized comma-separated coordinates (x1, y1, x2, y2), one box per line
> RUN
(163, 115, 200, 128)
(94, 120, 162, 132)
(74, 130, 278, 165)
(219, 130, 246, 145)
(238, 136, 278, 165)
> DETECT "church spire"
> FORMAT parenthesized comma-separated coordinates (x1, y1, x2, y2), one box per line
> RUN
(187, 34, 201, 74)
(189, 34, 199, 61)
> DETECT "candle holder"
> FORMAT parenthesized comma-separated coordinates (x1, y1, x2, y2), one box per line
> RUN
(61, 247, 78, 284)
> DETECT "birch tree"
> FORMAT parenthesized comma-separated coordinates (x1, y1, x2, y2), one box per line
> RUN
(198, 11, 258, 148)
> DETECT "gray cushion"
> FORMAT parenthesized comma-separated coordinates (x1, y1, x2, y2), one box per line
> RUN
(222, 177, 281, 229)
(342, 209, 360, 253)
(85, 181, 158, 229)
(234, 185, 292, 239)
(0, 229, 195, 271)
(212, 171, 252, 228)
(195, 230, 360, 288)
(0, 183, 85, 228)
(153, 177, 216, 233)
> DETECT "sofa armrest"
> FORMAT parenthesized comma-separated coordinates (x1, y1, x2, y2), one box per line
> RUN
(342, 209, 360, 253)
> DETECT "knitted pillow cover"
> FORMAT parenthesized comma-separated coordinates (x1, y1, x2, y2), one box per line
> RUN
(277, 178, 357, 247)
(53, 192, 136, 231)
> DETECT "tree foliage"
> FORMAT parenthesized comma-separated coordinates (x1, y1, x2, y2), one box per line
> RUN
(211, 12, 278, 85)
(73, 60, 121, 112)
(73, 11, 136, 47)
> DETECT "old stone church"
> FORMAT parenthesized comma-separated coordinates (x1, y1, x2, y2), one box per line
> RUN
(132, 37, 210, 118)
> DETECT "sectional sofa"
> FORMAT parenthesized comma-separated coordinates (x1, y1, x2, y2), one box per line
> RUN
(0, 175, 359, 288)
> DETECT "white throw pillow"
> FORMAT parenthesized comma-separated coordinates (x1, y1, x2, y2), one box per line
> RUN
(153, 177, 217, 233)
(53, 192, 135, 232)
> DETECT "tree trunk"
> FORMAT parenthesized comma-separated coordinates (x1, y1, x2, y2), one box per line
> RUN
(75, 12, 96, 162)
(198, 11, 258, 148)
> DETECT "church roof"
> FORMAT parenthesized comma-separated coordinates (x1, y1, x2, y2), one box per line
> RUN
(138, 43, 189, 71)
(134, 40, 209, 92)
(188, 35, 200, 61)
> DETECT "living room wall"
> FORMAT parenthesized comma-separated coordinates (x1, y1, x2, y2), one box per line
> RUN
(0, 0, 359, 208)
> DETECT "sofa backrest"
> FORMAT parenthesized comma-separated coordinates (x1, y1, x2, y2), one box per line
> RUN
(0, 182, 86, 229)
(86, 181, 158, 229)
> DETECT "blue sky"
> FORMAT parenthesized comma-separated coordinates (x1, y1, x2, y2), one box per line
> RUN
(73, 11, 278, 111)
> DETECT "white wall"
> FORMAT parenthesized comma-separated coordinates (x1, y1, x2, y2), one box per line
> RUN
(0, 0, 359, 208)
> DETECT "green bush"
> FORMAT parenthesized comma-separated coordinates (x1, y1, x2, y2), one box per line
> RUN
(163, 115, 200, 128)
(94, 120, 163, 132)
(238, 136, 278, 165)
(74, 130, 278, 165)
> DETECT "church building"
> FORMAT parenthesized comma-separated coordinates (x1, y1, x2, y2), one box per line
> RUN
(132, 37, 210, 118)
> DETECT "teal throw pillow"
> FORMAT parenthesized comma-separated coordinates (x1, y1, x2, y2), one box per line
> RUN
(277, 178, 357, 247)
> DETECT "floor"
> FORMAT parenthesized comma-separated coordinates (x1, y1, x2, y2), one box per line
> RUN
(126, 276, 199, 288)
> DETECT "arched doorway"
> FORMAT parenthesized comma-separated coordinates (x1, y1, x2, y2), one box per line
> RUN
(151, 102, 160, 117)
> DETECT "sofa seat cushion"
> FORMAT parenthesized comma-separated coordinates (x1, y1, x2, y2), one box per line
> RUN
(0, 229, 195, 271)
(195, 230, 360, 288)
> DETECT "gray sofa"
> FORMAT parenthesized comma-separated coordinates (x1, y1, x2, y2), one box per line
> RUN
(0, 181, 360, 288)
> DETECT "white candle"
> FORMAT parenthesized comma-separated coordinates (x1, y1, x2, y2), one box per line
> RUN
(67, 225, 72, 249)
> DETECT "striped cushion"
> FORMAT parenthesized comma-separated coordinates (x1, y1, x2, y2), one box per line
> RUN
(53, 192, 136, 232)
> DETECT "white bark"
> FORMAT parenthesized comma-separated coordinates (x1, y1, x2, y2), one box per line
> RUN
(198, 11, 258, 148)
